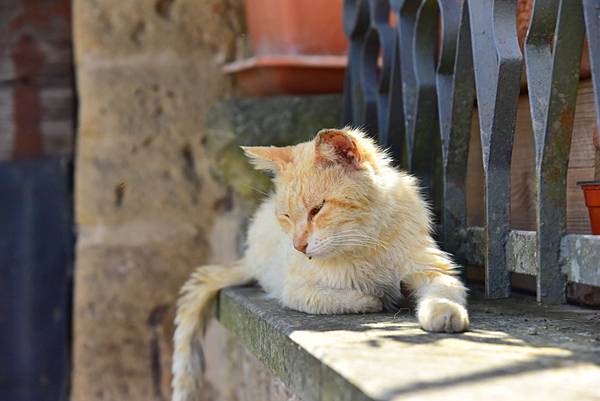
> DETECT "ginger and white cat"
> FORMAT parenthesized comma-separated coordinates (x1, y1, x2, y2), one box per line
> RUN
(172, 128, 469, 401)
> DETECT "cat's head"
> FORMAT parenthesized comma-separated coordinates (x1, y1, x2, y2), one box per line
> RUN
(242, 128, 391, 260)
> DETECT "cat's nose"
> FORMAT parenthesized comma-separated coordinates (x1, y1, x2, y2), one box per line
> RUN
(293, 241, 308, 254)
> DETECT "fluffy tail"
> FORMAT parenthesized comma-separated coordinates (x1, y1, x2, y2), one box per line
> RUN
(171, 262, 250, 401)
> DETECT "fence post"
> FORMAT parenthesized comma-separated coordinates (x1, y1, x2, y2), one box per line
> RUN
(525, 0, 584, 304)
(437, 1, 475, 258)
(468, 0, 522, 298)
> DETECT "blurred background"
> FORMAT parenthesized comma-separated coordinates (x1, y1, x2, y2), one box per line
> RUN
(0, 1, 346, 400)
(2, 1, 600, 401)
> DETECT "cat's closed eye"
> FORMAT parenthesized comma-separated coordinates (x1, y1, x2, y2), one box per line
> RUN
(308, 201, 325, 220)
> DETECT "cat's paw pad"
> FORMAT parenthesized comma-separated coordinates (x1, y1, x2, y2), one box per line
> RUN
(417, 298, 469, 333)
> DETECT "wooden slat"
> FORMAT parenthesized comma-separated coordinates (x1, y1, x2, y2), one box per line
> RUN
(510, 95, 535, 231)
(466, 109, 484, 227)
(569, 80, 598, 169)
(467, 79, 600, 234)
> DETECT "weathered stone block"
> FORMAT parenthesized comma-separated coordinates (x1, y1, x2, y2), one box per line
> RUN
(75, 58, 233, 226)
(74, 0, 244, 60)
(72, 234, 209, 401)
(218, 286, 600, 401)
(205, 95, 343, 202)
(203, 320, 302, 401)
(73, 1, 246, 399)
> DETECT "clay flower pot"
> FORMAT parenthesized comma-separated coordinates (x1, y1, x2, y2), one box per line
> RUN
(578, 180, 600, 235)
(244, 0, 346, 56)
(225, 0, 347, 96)
(517, 0, 590, 79)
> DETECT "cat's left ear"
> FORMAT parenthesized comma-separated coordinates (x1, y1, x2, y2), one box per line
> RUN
(315, 129, 363, 170)
(241, 145, 293, 173)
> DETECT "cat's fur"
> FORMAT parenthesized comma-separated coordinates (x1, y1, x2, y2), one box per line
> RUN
(172, 128, 469, 401)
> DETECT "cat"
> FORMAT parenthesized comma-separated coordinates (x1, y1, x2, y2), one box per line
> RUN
(172, 128, 469, 401)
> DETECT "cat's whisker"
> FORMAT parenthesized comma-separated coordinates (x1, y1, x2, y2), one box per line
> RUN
(328, 238, 380, 248)
(327, 234, 389, 250)
(328, 232, 381, 241)
(328, 239, 381, 250)
(240, 183, 271, 197)
(330, 241, 386, 251)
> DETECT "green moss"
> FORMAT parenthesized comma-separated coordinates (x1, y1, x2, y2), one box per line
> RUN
(204, 95, 342, 205)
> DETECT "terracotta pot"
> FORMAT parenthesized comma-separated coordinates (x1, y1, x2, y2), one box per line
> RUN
(224, 55, 346, 96)
(225, 0, 347, 96)
(517, 0, 590, 79)
(244, 0, 346, 56)
(578, 180, 600, 235)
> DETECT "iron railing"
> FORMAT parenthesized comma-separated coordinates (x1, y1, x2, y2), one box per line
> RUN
(342, 0, 600, 304)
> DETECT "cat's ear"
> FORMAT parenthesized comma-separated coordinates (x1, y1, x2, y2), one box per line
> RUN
(241, 145, 293, 173)
(314, 129, 363, 169)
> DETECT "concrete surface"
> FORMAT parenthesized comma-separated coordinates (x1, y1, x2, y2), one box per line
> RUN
(218, 286, 600, 401)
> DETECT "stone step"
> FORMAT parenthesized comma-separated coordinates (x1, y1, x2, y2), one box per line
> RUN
(218, 286, 600, 401)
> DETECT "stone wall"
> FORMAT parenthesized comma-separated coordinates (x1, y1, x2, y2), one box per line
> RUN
(72, 1, 245, 400)
(71, 0, 344, 397)
(202, 321, 301, 401)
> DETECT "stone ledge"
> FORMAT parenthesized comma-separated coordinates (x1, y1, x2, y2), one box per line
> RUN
(217, 286, 600, 401)
(455, 227, 600, 287)
(205, 95, 342, 202)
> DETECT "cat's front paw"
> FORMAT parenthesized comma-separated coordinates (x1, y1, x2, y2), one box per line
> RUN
(417, 298, 469, 333)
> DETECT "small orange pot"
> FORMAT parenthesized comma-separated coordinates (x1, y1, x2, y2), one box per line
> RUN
(223, 55, 347, 96)
(244, 0, 346, 56)
(578, 180, 600, 235)
(225, 0, 347, 96)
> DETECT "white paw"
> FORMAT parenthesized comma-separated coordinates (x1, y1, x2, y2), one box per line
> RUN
(417, 298, 469, 333)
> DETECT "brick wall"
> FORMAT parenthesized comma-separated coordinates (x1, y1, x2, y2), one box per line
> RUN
(0, 0, 74, 160)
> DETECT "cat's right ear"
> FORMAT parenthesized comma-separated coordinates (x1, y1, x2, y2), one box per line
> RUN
(241, 146, 293, 173)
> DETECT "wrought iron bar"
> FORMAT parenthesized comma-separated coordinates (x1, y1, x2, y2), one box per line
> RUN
(361, 0, 397, 140)
(408, 1, 440, 204)
(436, 0, 475, 257)
(526, 0, 585, 304)
(583, 0, 600, 148)
(342, 0, 371, 126)
(393, 0, 422, 167)
(468, 0, 522, 298)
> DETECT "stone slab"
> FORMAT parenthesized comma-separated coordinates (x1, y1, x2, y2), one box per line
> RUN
(218, 286, 600, 401)
(456, 227, 600, 288)
(205, 95, 343, 202)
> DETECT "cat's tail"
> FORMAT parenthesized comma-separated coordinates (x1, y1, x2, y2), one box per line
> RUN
(171, 262, 251, 401)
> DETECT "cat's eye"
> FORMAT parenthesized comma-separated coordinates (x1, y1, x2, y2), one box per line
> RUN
(282, 213, 290, 219)
(308, 201, 325, 220)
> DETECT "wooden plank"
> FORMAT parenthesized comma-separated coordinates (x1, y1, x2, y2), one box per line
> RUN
(466, 79, 599, 234)
(510, 95, 535, 231)
(466, 109, 484, 227)
(569, 80, 598, 169)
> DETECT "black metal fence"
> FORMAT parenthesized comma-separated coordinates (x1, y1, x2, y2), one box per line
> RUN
(342, 0, 600, 304)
